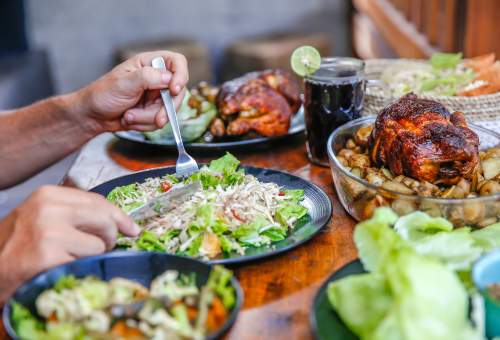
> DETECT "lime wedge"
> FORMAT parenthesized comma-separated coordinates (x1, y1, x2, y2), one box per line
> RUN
(290, 46, 321, 77)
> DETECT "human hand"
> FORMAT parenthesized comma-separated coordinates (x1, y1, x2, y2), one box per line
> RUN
(0, 185, 140, 304)
(71, 50, 189, 133)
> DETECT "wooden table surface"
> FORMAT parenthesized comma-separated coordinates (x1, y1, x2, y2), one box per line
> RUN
(1, 133, 358, 339)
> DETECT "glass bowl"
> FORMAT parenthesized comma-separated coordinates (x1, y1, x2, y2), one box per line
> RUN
(327, 116, 500, 228)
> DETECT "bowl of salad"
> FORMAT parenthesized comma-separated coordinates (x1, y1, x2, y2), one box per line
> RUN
(3, 251, 242, 340)
(363, 53, 500, 122)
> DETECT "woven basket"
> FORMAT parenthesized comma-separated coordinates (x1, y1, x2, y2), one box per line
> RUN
(363, 59, 500, 131)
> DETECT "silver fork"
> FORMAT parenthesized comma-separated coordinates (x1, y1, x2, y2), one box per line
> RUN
(152, 57, 199, 177)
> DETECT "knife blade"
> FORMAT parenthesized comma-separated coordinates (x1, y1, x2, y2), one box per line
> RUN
(128, 181, 200, 221)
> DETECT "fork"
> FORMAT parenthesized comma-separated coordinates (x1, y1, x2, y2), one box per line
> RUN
(152, 57, 199, 177)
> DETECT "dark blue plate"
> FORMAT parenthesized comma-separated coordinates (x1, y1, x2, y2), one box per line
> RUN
(90, 166, 332, 264)
(3, 251, 243, 340)
(311, 260, 363, 340)
(114, 107, 305, 152)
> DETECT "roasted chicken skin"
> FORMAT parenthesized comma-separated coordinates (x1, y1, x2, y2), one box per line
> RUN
(368, 93, 480, 184)
(217, 69, 301, 137)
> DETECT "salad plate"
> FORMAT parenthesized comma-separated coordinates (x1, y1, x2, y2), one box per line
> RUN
(3, 251, 243, 340)
(90, 155, 332, 264)
(114, 107, 305, 151)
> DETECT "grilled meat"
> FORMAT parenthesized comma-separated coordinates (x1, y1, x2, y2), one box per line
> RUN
(368, 93, 480, 184)
(217, 70, 301, 137)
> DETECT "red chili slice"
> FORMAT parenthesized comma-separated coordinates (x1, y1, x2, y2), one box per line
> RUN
(232, 208, 245, 222)
(161, 182, 172, 192)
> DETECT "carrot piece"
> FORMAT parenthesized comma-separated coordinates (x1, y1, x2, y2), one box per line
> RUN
(206, 296, 228, 331)
(110, 320, 144, 338)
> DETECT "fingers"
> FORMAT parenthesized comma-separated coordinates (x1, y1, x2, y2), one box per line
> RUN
(69, 200, 140, 248)
(165, 54, 189, 96)
(135, 51, 189, 95)
(63, 229, 107, 257)
(32, 186, 140, 247)
(122, 101, 167, 127)
(173, 88, 187, 110)
(124, 66, 172, 93)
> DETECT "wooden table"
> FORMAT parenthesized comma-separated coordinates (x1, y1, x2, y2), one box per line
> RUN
(2, 133, 358, 339)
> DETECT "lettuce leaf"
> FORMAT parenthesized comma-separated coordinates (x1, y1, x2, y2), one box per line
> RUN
(472, 222, 500, 252)
(261, 226, 287, 242)
(106, 183, 142, 212)
(136, 231, 165, 252)
(208, 152, 240, 174)
(328, 273, 394, 338)
(185, 234, 203, 257)
(333, 209, 481, 340)
(430, 52, 462, 69)
(283, 189, 305, 203)
(394, 211, 482, 270)
(353, 208, 402, 272)
(276, 204, 308, 227)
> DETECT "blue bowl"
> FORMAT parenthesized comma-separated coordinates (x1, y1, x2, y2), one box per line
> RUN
(2, 251, 243, 340)
(472, 250, 500, 338)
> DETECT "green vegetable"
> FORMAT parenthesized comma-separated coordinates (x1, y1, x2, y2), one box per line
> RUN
(208, 152, 240, 174)
(79, 278, 110, 310)
(186, 170, 222, 189)
(160, 229, 181, 243)
(261, 226, 287, 242)
(219, 235, 234, 253)
(163, 174, 180, 184)
(106, 183, 142, 212)
(207, 266, 236, 309)
(472, 222, 500, 251)
(171, 304, 194, 336)
(211, 219, 229, 235)
(327, 274, 394, 338)
(394, 211, 484, 271)
(54, 275, 78, 293)
(11, 301, 45, 340)
(185, 234, 203, 257)
(45, 322, 85, 340)
(276, 204, 308, 227)
(136, 231, 165, 252)
(144, 91, 217, 142)
(353, 208, 402, 272)
(430, 52, 462, 70)
(330, 208, 482, 340)
(283, 189, 305, 203)
(232, 217, 272, 247)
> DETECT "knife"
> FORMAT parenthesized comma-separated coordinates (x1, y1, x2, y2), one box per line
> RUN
(128, 181, 200, 221)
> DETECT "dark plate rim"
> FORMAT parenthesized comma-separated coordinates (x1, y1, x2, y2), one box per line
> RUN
(114, 126, 305, 150)
(2, 250, 244, 340)
(89, 165, 332, 265)
(113, 107, 305, 150)
(310, 259, 361, 340)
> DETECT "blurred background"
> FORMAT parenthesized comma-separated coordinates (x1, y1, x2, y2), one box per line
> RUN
(0, 0, 498, 216)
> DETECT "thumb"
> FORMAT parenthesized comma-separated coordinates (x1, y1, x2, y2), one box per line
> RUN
(124, 66, 172, 92)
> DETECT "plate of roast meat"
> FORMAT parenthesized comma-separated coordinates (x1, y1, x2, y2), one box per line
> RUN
(115, 69, 305, 151)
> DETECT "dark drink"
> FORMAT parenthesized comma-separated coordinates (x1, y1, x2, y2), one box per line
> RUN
(304, 58, 366, 166)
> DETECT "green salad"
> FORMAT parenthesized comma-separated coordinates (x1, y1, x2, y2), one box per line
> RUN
(380, 52, 477, 97)
(107, 153, 309, 260)
(11, 266, 236, 340)
(328, 208, 500, 340)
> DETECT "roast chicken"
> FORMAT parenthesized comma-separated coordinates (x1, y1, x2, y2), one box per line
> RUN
(216, 70, 301, 137)
(368, 93, 480, 184)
